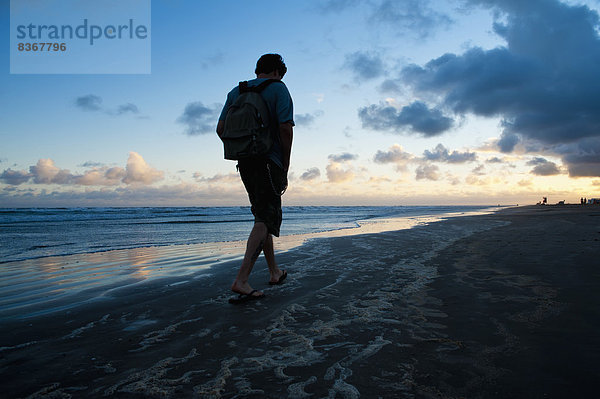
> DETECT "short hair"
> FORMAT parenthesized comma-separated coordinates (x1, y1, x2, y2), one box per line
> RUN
(255, 54, 287, 78)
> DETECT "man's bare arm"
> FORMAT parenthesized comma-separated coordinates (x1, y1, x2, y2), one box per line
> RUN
(279, 122, 293, 172)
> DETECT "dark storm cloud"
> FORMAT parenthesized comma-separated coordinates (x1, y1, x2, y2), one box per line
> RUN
(497, 132, 520, 153)
(553, 137, 600, 177)
(344, 51, 386, 80)
(359, 101, 454, 137)
(527, 157, 561, 176)
(423, 144, 477, 163)
(394, 0, 600, 175)
(177, 102, 221, 136)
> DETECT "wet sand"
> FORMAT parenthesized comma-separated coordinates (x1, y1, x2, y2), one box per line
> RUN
(1, 205, 599, 398)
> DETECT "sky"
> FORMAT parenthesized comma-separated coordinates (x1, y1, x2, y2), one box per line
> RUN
(2, 0, 600, 207)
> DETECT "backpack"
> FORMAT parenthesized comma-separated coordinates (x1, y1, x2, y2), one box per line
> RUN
(221, 79, 280, 160)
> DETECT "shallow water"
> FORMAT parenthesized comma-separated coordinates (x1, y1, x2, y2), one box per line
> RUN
(0, 206, 501, 320)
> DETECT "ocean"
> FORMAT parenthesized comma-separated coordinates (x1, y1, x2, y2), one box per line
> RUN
(0, 206, 495, 263)
(0, 205, 500, 319)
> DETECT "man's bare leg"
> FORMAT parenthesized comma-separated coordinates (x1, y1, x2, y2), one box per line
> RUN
(231, 222, 268, 296)
(263, 233, 285, 283)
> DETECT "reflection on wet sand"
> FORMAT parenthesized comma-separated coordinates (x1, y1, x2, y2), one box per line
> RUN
(0, 208, 498, 320)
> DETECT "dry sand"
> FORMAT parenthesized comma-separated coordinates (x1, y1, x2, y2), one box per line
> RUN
(1, 205, 599, 398)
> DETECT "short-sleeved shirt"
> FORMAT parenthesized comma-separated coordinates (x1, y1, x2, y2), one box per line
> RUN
(219, 78, 294, 168)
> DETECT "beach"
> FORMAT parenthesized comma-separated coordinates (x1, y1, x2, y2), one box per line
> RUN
(1, 205, 599, 398)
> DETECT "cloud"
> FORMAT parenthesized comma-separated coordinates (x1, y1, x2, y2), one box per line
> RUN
(486, 156, 504, 164)
(326, 162, 355, 183)
(0, 169, 32, 185)
(74, 166, 126, 186)
(318, 0, 453, 40)
(326, 153, 357, 183)
(199, 51, 225, 69)
(1, 153, 164, 187)
(328, 153, 358, 163)
(294, 110, 324, 127)
(373, 144, 414, 171)
(75, 94, 142, 116)
(379, 79, 403, 94)
(80, 161, 104, 168)
(116, 103, 140, 115)
(415, 164, 440, 180)
(317, 0, 361, 12)
(122, 152, 164, 185)
(497, 132, 520, 153)
(369, 0, 453, 39)
(30, 159, 74, 184)
(0, 183, 248, 208)
(177, 102, 221, 135)
(359, 101, 454, 136)
(552, 137, 600, 177)
(75, 94, 102, 111)
(472, 165, 486, 176)
(527, 157, 561, 176)
(344, 51, 386, 80)
(422, 144, 477, 163)
(300, 167, 321, 181)
(193, 173, 239, 184)
(398, 0, 600, 175)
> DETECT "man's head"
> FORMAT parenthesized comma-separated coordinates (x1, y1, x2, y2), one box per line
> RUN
(255, 54, 287, 79)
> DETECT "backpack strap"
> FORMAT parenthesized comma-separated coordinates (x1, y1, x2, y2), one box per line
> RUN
(238, 79, 282, 94)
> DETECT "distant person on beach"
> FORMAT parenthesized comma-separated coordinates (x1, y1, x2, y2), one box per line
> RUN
(216, 54, 294, 303)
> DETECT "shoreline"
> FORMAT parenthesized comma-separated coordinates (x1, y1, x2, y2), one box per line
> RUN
(0, 206, 501, 320)
(1, 205, 598, 398)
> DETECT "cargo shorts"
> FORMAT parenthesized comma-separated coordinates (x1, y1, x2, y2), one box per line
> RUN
(238, 157, 287, 237)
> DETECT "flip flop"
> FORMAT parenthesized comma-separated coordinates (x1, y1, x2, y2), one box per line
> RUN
(228, 289, 265, 304)
(269, 270, 287, 285)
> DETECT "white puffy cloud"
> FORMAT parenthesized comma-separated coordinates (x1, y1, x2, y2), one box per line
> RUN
(325, 153, 357, 183)
(74, 166, 126, 186)
(30, 159, 74, 184)
(122, 152, 164, 185)
(326, 162, 355, 183)
(1, 152, 164, 187)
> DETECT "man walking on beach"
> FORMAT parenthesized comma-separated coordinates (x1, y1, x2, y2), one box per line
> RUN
(216, 54, 294, 303)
